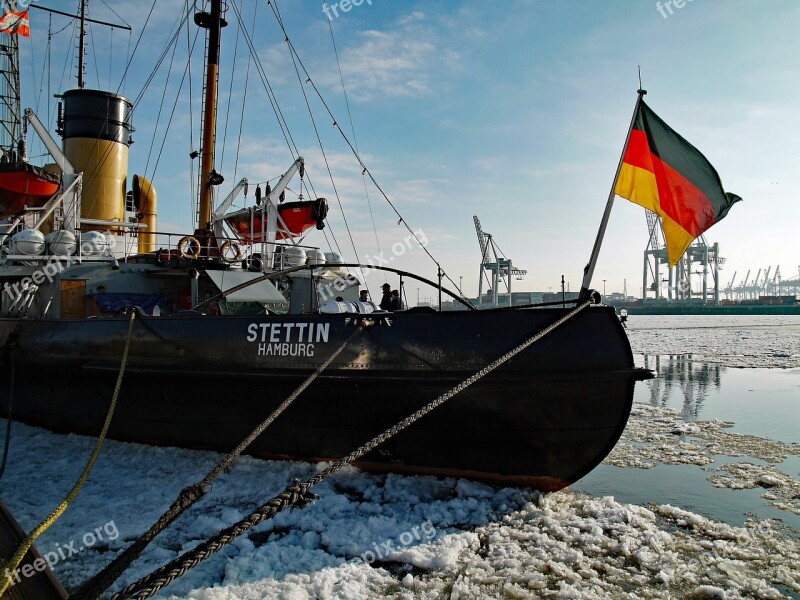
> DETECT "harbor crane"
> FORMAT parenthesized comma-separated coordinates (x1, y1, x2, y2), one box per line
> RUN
(724, 271, 737, 300)
(474, 215, 526, 307)
(750, 268, 762, 299)
(735, 269, 751, 300)
(641, 210, 722, 302)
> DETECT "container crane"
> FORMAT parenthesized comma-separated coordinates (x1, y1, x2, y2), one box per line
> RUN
(751, 268, 762, 299)
(474, 215, 526, 307)
(641, 210, 722, 302)
(737, 269, 751, 300)
(724, 271, 737, 300)
(762, 266, 772, 295)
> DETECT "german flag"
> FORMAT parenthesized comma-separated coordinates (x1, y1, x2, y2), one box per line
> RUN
(614, 100, 741, 265)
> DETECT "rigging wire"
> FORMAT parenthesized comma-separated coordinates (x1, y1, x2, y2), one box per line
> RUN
(187, 0, 196, 223)
(327, 18, 382, 259)
(230, 0, 257, 185)
(87, 15, 100, 87)
(15, 0, 154, 230)
(266, 1, 463, 294)
(49, 0, 164, 225)
(24, 18, 36, 122)
(98, 0, 132, 29)
(143, 15, 184, 178)
(227, 3, 300, 167)
(113, 0, 161, 102)
(31, 0, 72, 118)
(58, 0, 162, 224)
(226, 1, 347, 261)
(218, 0, 243, 175)
(32, 8, 75, 132)
(149, 25, 202, 184)
(129, 11, 190, 112)
(270, 0, 363, 275)
(122, 22, 132, 96)
(109, 27, 113, 90)
(55, 11, 78, 102)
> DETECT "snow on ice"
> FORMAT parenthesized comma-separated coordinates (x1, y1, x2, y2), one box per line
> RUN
(1, 417, 799, 599)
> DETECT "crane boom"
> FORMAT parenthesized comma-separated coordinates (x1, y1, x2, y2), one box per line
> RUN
(473, 215, 491, 264)
(473, 215, 526, 306)
(644, 209, 662, 250)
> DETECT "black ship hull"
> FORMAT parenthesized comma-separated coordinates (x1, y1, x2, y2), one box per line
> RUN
(0, 306, 648, 490)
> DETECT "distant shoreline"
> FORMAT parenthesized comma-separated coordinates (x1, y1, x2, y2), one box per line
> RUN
(614, 304, 800, 315)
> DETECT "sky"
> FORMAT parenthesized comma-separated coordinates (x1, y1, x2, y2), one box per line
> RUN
(16, 0, 800, 301)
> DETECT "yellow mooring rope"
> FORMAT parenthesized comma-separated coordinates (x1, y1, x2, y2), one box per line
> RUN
(0, 311, 137, 598)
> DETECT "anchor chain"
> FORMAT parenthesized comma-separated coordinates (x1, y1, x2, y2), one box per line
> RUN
(75, 323, 366, 600)
(110, 300, 593, 600)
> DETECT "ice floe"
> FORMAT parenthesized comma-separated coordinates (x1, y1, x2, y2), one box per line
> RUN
(605, 403, 800, 518)
(626, 316, 800, 368)
(708, 462, 800, 516)
(2, 418, 799, 599)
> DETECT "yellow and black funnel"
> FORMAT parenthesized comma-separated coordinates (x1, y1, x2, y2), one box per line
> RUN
(60, 89, 133, 232)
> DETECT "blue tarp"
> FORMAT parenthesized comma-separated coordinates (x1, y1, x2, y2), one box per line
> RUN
(91, 293, 166, 314)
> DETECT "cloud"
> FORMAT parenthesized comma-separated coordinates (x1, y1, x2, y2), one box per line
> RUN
(398, 11, 426, 25)
(335, 30, 435, 101)
(316, 12, 459, 102)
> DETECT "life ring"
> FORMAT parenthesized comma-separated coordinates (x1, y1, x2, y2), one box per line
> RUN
(177, 235, 201, 259)
(220, 240, 243, 263)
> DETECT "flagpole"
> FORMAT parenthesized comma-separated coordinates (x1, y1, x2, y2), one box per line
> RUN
(579, 89, 647, 300)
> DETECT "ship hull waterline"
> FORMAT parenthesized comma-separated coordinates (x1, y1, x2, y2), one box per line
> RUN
(0, 306, 648, 491)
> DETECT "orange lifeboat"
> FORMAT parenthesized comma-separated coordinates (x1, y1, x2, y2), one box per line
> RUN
(225, 198, 327, 243)
(0, 161, 61, 218)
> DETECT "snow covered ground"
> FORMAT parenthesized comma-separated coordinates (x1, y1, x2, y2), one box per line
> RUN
(1, 315, 799, 599)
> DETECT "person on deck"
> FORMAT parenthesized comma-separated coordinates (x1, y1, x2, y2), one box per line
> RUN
(390, 289, 402, 311)
(379, 283, 392, 310)
(359, 290, 370, 303)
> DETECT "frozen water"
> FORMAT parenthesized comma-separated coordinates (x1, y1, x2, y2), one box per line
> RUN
(626, 315, 800, 368)
(1, 315, 798, 598)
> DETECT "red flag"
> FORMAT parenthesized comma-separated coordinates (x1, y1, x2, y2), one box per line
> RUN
(0, 9, 30, 37)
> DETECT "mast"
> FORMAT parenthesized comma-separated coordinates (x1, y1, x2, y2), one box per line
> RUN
(0, 27, 21, 160)
(578, 89, 646, 300)
(78, 0, 87, 88)
(195, 0, 227, 231)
